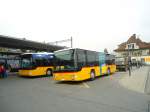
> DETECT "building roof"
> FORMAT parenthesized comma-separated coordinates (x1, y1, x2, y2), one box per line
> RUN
(0, 35, 66, 52)
(114, 34, 150, 52)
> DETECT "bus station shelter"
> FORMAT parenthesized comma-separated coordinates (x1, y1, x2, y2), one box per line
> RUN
(0, 35, 66, 71)
(0, 35, 65, 52)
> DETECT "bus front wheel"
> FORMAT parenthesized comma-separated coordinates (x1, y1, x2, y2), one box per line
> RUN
(46, 69, 53, 76)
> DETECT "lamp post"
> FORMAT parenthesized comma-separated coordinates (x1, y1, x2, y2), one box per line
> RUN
(128, 45, 131, 76)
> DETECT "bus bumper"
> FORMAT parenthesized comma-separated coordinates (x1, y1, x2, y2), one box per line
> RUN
(18, 70, 42, 76)
(53, 73, 82, 81)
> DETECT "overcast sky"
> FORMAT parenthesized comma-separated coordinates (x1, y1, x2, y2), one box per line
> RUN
(0, 0, 150, 52)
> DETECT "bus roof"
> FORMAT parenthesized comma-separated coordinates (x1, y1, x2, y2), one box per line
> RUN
(54, 48, 74, 53)
(54, 48, 103, 54)
(22, 52, 54, 55)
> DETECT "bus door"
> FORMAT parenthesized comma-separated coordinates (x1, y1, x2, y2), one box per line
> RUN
(99, 52, 105, 75)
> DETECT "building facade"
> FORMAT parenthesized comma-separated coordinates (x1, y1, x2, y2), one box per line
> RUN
(114, 34, 150, 65)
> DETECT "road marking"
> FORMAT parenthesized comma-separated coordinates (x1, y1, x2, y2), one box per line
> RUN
(82, 82, 90, 88)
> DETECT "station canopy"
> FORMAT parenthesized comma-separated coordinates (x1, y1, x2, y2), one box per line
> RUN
(0, 35, 66, 52)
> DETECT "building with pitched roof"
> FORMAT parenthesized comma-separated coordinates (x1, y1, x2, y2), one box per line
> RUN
(114, 34, 150, 64)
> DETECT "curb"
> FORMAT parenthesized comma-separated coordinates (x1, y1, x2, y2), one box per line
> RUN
(144, 66, 150, 94)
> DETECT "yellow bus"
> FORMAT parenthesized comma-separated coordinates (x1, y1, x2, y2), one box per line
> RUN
(53, 48, 116, 81)
(19, 53, 55, 77)
(144, 56, 150, 65)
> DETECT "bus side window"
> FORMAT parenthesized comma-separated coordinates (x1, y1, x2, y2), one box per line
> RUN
(87, 51, 96, 66)
(95, 53, 99, 65)
(105, 54, 115, 65)
(112, 59, 115, 64)
(43, 58, 48, 66)
(35, 58, 43, 66)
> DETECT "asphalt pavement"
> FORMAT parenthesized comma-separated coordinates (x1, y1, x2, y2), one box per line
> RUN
(0, 67, 150, 112)
(119, 66, 148, 93)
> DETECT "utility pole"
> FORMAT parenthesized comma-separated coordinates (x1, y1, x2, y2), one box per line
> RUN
(128, 45, 131, 76)
(71, 36, 73, 48)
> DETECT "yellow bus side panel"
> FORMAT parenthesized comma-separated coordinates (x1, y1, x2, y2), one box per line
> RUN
(54, 65, 116, 81)
(54, 66, 100, 81)
(145, 57, 150, 62)
(110, 65, 116, 73)
(19, 66, 54, 76)
(101, 66, 108, 75)
(100, 65, 116, 75)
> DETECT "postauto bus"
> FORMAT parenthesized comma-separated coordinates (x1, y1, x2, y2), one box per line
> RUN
(53, 48, 116, 81)
(19, 53, 55, 76)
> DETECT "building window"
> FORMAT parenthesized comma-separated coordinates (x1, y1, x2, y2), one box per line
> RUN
(132, 44, 134, 49)
(128, 44, 134, 49)
(128, 45, 130, 49)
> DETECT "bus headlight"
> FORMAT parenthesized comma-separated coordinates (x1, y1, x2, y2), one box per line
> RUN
(29, 72, 32, 75)
(72, 75, 77, 80)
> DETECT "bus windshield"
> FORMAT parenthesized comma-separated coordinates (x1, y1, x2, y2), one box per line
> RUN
(20, 53, 55, 69)
(55, 49, 76, 71)
(20, 54, 33, 69)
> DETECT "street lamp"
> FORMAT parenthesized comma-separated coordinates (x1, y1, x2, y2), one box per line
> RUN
(128, 44, 131, 76)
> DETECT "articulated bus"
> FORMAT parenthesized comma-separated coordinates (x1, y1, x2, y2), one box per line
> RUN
(53, 48, 116, 81)
(19, 53, 55, 76)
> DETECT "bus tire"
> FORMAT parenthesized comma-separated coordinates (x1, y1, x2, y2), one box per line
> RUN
(90, 70, 95, 81)
(46, 69, 53, 76)
(107, 68, 111, 75)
